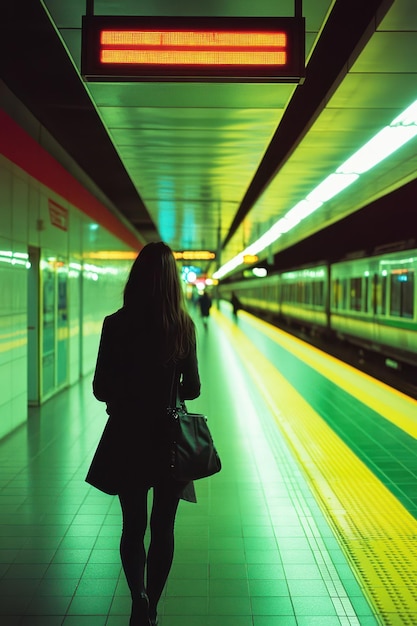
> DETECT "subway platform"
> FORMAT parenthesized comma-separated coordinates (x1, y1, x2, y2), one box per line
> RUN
(1, 302, 416, 625)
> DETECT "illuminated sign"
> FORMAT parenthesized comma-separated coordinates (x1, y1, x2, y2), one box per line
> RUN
(81, 16, 305, 83)
(173, 250, 216, 261)
(86, 250, 139, 260)
(243, 254, 259, 264)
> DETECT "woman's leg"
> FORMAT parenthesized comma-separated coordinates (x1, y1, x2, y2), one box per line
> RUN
(146, 480, 184, 620)
(119, 487, 149, 598)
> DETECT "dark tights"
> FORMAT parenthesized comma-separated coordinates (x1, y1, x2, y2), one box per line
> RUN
(119, 480, 184, 619)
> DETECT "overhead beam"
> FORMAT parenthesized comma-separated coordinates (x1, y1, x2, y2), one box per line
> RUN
(222, 0, 394, 249)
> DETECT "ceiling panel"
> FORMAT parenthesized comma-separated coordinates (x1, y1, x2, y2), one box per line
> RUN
(221, 0, 417, 269)
(88, 82, 294, 108)
(353, 32, 417, 73)
(2, 0, 416, 277)
(49, 0, 334, 267)
(331, 74, 417, 111)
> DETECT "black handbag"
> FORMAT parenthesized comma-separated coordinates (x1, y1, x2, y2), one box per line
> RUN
(168, 370, 221, 482)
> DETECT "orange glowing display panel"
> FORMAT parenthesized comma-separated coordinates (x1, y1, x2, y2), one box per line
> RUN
(82, 16, 305, 82)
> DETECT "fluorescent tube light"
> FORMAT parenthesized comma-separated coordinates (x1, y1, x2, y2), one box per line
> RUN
(285, 198, 323, 223)
(392, 99, 417, 125)
(338, 125, 417, 175)
(306, 172, 359, 203)
(214, 98, 417, 280)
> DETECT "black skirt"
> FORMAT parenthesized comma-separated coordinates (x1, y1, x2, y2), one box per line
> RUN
(85, 415, 196, 502)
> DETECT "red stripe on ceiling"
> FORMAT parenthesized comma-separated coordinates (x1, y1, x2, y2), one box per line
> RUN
(0, 108, 141, 250)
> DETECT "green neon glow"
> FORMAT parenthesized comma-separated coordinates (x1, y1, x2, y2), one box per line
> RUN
(214, 98, 417, 280)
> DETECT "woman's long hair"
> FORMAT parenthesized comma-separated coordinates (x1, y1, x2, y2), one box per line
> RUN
(123, 242, 195, 362)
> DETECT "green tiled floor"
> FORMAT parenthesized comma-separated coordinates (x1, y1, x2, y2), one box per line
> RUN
(238, 310, 417, 519)
(0, 309, 380, 625)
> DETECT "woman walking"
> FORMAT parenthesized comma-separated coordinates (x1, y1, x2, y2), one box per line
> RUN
(86, 242, 201, 625)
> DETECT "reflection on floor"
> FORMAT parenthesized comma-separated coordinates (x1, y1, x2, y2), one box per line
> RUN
(0, 311, 378, 625)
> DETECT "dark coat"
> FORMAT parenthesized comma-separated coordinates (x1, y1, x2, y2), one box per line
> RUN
(85, 307, 201, 499)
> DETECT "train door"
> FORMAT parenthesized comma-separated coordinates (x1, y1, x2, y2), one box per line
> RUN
(372, 266, 388, 347)
(27, 246, 40, 406)
(371, 271, 380, 346)
(57, 262, 69, 387)
(39, 250, 69, 402)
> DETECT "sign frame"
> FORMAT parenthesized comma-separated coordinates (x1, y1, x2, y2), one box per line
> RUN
(81, 15, 305, 83)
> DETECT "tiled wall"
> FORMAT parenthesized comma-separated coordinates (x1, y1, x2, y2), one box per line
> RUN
(0, 159, 29, 438)
(0, 115, 136, 439)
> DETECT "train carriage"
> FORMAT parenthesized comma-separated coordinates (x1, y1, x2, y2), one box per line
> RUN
(219, 249, 417, 369)
(330, 250, 417, 366)
(280, 265, 329, 329)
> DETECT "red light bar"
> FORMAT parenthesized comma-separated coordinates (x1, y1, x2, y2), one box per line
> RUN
(82, 16, 305, 83)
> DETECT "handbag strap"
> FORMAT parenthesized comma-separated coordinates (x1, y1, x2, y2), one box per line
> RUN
(168, 363, 181, 407)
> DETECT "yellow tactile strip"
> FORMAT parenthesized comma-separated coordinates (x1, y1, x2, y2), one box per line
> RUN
(238, 310, 417, 440)
(214, 308, 417, 626)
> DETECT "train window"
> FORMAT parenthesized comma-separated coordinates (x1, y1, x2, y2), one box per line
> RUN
(338, 278, 347, 310)
(403, 272, 414, 317)
(313, 281, 324, 306)
(349, 277, 362, 311)
(320, 281, 324, 305)
(375, 274, 387, 315)
(364, 275, 369, 313)
(381, 275, 387, 315)
(333, 278, 344, 310)
(332, 279, 339, 309)
(299, 281, 305, 304)
(305, 281, 311, 305)
(390, 270, 414, 318)
(331, 278, 340, 310)
(372, 274, 377, 314)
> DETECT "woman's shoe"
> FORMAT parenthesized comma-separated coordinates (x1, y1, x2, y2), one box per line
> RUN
(129, 592, 150, 626)
(148, 602, 158, 625)
(148, 611, 158, 626)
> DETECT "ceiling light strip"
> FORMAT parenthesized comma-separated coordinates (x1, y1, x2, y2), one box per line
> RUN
(214, 98, 417, 280)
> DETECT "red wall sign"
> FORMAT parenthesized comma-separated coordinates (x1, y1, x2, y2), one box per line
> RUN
(48, 199, 69, 231)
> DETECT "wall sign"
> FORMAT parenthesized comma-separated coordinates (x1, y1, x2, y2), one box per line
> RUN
(48, 200, 68, 231)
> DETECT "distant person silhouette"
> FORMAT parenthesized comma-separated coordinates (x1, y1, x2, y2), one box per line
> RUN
(231, 291, 240, 319)
(198, 290, 212, 328)
(86, 242, 201, 626)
